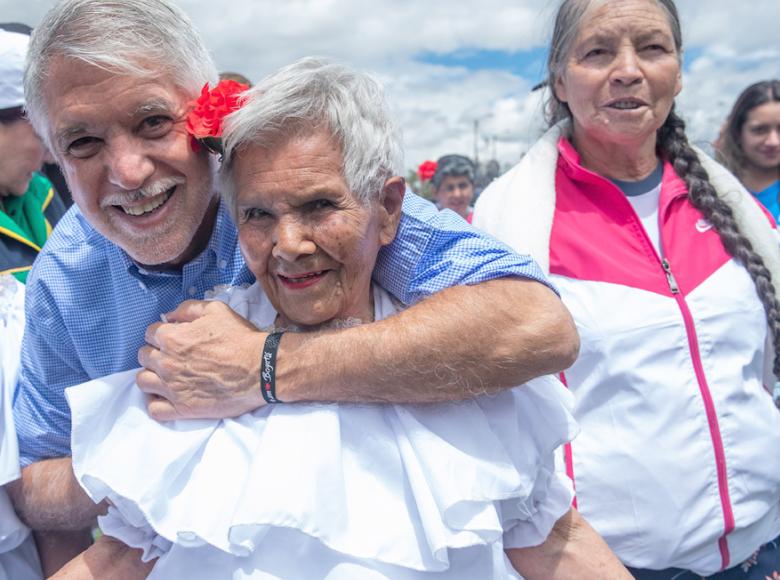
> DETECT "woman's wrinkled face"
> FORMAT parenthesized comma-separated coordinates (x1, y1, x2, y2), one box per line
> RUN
(554, 0, 682, 148)
(234, 130, 402, 329)
(740, 101, 780, 172)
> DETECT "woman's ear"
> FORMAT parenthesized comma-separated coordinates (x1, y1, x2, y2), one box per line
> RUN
(554, 73, 568, 104)
(378, 176, 405, 246)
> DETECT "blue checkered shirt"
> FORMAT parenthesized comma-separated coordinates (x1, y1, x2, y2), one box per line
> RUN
(14, 192, 551, 465)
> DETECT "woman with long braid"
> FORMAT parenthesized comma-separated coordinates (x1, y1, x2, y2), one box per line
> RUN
(475, 1, 780, 578)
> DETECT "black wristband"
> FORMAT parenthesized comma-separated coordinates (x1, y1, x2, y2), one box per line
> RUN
(260, 331, 285, 404)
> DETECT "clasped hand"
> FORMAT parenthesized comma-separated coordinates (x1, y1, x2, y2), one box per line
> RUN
(137, 300, 266, 421)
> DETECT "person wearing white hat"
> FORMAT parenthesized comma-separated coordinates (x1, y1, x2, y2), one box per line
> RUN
(0, 24, 66, 284)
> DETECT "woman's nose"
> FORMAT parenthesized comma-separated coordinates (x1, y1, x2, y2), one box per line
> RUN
(272, 218, 317, 262)
(610, 47, 642, 86)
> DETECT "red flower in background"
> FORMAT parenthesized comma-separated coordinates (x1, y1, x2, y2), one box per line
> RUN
(186, 79, 249, 139)
(417, 160, 437, 182)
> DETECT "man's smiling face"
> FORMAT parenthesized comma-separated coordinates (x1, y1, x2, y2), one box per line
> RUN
(45, 57, 217, 267)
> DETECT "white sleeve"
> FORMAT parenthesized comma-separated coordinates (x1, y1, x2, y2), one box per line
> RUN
(501, 467, 574, 549)
(98, 502, 172, 563)
(206, 282, 275, 329)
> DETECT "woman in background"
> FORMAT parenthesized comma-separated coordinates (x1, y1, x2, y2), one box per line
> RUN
(716, 80, 780, 222)
(431, 154, 476, 222)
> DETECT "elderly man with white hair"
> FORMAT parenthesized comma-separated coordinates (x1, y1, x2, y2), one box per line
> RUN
(10, 0, 580, 576)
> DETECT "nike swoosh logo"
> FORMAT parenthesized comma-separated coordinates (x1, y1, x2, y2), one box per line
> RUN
(696, 219, 713, 233)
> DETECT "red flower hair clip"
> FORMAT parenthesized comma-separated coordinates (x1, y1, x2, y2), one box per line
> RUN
(186, 79, 249, 155)
(417, 160, 437, 182)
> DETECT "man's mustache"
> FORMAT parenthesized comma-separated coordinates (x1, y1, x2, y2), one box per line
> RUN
(101, 176, 185, 207)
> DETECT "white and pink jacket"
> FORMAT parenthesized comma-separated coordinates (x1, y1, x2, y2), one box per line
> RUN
(474, 122, 780, 575)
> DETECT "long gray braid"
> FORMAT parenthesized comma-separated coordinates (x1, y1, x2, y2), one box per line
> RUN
(658, 108, 780, 376)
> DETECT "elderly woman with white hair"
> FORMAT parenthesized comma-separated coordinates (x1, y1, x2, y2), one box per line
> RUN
(57, 58, 628, 579)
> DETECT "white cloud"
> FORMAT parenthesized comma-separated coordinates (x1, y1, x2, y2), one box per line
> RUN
(190, 0, 554, 70)
(679, 0, 780, 55)
(4, 0, 779, 171)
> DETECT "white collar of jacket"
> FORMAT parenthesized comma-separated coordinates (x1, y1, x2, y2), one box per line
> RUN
(473, 119, 780, 309)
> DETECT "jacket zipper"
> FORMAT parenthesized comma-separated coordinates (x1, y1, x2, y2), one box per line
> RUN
(661, 257, 735, 570)
(661, 259, 679, 294)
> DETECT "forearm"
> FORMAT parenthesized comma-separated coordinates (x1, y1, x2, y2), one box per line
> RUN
(278, 278, 579, 403)
(506, 509, 630, 579)
(49, 535, 153, 580)
(34, 529, 94, 578)
(6, 457, 105, 530)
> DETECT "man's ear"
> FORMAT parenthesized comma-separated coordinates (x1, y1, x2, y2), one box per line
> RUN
(378, 176, 405, 246)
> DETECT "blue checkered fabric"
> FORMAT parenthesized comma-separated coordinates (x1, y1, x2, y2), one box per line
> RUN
(14, 192, 552, 466)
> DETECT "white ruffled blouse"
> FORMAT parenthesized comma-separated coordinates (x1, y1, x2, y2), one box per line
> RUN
(67, 283, 578, 579)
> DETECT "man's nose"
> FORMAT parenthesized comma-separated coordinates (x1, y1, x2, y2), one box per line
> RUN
(106, 136, 155, 191)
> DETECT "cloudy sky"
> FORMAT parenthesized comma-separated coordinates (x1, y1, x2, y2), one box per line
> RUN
(2, 0, 779, 174)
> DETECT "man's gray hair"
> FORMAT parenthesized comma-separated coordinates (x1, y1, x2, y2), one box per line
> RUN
(24, 0, 218, 149)
(220, 57, 403, 217)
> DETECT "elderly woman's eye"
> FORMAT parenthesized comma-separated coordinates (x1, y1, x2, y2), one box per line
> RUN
(583, 47, 608, 59)
(312, 199, 335, 210)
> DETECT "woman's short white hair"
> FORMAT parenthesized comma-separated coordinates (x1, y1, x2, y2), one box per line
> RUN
(24, 0, 218, 149)
(220, 57, 404, 217)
